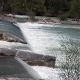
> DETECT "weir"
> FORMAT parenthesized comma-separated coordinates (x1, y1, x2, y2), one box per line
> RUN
(0, 20, 27, 44)
(0, 20, 56, 80)
(0, 56, 41, 79)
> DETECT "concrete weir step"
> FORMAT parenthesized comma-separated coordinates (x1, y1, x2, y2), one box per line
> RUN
(0, 56, 42, 80)
(0, 48, 56, 68)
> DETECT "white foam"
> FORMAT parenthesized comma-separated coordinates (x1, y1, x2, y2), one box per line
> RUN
(17, 22, 61, 55)
(32, 66, 63, 80)
(0, 40, 29, 50)
(17, 22, 67, 66)
(16, 22, 67, 80)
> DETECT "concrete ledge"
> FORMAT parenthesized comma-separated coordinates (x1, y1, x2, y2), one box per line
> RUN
(0, 48, 56, 68)
(0, 48, 17, 56)
(16, 51, 56, 67)
(0, 33, 27, 44)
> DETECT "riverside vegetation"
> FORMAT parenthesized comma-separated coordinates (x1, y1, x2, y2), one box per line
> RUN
(0, 0, 80, 20)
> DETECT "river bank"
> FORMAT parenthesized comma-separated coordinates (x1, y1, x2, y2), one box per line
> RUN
(0, 14, 80, 25)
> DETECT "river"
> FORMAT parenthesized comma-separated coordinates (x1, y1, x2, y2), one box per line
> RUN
(17, 22, 80, 80)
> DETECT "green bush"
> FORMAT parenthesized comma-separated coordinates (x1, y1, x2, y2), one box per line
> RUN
(58, 13, 68, 21)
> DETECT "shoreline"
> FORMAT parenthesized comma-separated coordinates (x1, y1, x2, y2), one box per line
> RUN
(0, 14, 80, 25)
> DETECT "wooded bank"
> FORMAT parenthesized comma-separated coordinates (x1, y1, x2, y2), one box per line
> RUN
(0, 0, 80, 19)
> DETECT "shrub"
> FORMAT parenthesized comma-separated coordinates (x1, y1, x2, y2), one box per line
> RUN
(58, 13, 69, 21)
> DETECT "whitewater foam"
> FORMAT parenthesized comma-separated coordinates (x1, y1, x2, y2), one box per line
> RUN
(17, 22, 61, 54)
(17, 22, 80, 80)
(32, 66, 62, 80)
(17, 22, 63, 80)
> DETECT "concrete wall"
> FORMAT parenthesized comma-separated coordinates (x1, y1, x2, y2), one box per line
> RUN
(0, 48, 56, 68)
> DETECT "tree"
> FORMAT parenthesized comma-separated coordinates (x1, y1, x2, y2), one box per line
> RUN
(1, 0, 80, 18)
(0, 0, 4, 14)
(69, 0, 80, 19)
(32, 0, 46, 16)
(45, 0, 54, 16)
(10, 0, 25, 14)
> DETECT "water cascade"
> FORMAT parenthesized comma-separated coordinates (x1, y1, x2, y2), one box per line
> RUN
(18, 22, 80, 80)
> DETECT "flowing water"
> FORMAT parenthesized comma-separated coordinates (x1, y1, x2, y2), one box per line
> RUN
(17, 22, 80, 80)
(0, 19, 79, 80)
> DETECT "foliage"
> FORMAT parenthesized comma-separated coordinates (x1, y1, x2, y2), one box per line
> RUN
(69, 0, 80, 19)
(60, 39, 80, 80)
(58, 13, 69, 21)
(0, 0, 80, 19)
